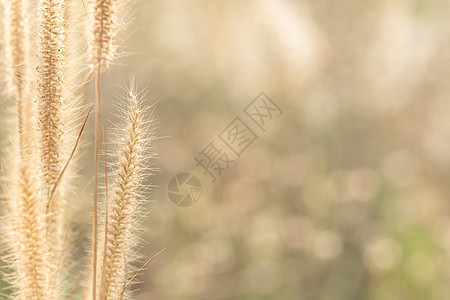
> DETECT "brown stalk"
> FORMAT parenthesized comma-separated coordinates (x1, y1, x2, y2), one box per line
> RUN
(99, 125, 109, 299)
(46, 106, 93, 213)
(119, 248, 166, 300)
(93, 65, 101, 300)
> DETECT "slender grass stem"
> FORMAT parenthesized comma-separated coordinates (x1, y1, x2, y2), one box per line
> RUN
(92, 64, 101, 300)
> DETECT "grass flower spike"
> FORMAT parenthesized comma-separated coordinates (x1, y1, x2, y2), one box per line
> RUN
(0, 0, 160, 299)
(99, 82, 157, 300)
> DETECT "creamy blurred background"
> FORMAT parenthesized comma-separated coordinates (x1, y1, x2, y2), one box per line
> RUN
(82, 0, 450, 299)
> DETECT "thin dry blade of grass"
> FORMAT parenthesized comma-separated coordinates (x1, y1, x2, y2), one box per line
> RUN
(99, 125, 109, 300)
(46, 107, 93, 213)
(119, 248, 165, 300)
(93, 67, 101, 300)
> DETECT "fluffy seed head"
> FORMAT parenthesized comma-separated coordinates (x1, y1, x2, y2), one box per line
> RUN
(88, 0, 118, 69)
(36, 0, 69, 298)
(11, 165, 49, 300)
(99, 81, 157, 300)
(37, 0, 66, 188)
(2, 0, 29, 99)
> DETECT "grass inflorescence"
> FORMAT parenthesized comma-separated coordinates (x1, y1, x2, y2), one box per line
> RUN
(0, 0, 159, 299)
